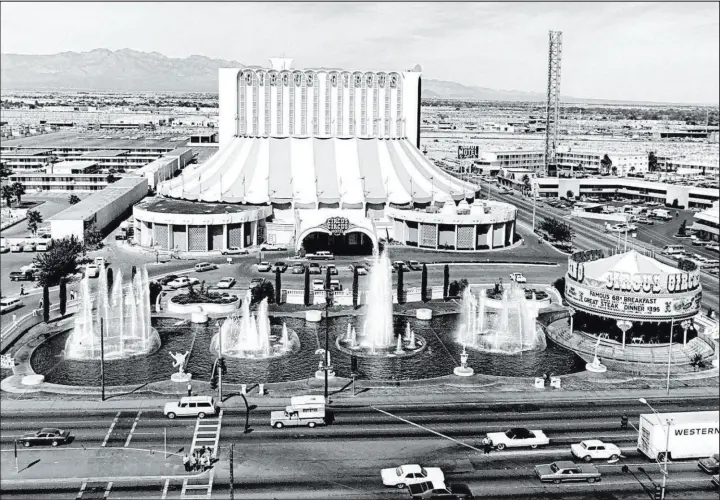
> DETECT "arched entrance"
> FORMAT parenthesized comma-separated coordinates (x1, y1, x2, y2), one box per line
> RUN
(297, 228, 376, 256)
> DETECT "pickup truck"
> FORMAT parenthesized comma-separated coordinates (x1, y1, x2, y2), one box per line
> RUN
(535, 461, 601, 484)
(509, 272, 527, 284)
(306, 251, 335, 261)
(10, 271, 36, 282)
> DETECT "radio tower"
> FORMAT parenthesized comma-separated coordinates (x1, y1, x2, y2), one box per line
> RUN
(543, 30, 563, 177)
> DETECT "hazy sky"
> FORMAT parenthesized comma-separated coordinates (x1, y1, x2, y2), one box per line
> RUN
(1, 2, 718, 103)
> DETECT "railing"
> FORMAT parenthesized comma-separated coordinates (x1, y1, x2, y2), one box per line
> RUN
(1, 299, 81, 352)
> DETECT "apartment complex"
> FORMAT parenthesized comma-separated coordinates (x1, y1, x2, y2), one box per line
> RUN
(692, 201, 719, 242)
(533, 176, 718, 209)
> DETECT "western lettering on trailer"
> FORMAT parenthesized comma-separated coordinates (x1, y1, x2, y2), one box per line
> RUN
(674, 427, 719, 437)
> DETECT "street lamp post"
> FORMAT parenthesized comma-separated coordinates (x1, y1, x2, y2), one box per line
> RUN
(639, 398, 672, 500)
(324, 273, 333, 403)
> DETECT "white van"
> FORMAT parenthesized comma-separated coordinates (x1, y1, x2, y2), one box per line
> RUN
(164, 396, 217, 419)
(662, 245, 685, 256)
(271, 395, 326, 429)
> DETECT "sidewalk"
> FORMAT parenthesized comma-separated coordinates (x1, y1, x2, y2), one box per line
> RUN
(0, 446, 197, 483)
(1, 385, 717, 414)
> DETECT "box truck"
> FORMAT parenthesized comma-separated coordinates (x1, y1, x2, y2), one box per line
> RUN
(637, 411, 719, 461)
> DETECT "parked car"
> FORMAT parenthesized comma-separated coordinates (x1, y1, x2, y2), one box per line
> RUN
(85, 264, 100, 278)
(407, 260, 422, 271)
(509, 272, 527, 284)
(308, 263, 322, 274)
(260, 244, 287, 251)
(94, 257, 107, 267)
(705, 242, 720, 252)
(0, 298, 24, 314)
(10, 243, 23, 252)
(17, 428, 71, 447)
(393, 261, 407, 271)
(487, 428, 550, 450)
(307, 251, 335, 261)
(325, 264, 338, 275)
(348, 263, 368, 275)
(115, 233, 127, 241)
(216, 277, 236, 289)
(292, 263, 306, 274)
(381, 464, 445, 489)
(0, 243, 8, 253)
(10, 270, 36, 282)
(535, 461, 601, 484)
(699, 454, 720, 474)
(222, 246, 249, 255)
(194, 262, 217, 273)
(164, 396, 217, 419)
(257, 262, 272, 272)
(712, 475, 719, 488)
(571, 440, 621, 462)
(312, 279, 325, 291)
(168, 277, 200, 289)
(22, 242, 35, 252)
(157, 274, 178, 287)
(250, 278, 266, 286)
(273, 262, 288, 273)
(410, 483, 474, 499)
(36, 241, 50, 251)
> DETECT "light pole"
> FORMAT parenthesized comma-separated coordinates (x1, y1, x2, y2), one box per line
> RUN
(324, 269, 333, 403)
(639, 398, 672, 500)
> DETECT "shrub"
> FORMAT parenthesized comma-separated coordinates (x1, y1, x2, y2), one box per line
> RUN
(34, 236, 84, 287)
(443, 265, 450, 299)
(251, 281, 275, 305)
(448, 279, 469, 297)
(553, 277, 566, 299)
(42, 285, 50, 323)
(397, 267, 404, 304)
(421, 264, 428, 303)
(690, 353, 707, 371)
(171, 291, 238, 305)
(59, 278, 67, 316)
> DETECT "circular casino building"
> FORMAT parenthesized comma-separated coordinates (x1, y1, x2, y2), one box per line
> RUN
(551, 249, 715, 372)
(133, 59, 517, 254)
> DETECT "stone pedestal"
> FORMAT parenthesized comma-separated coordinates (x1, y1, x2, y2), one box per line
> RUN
(586, 357, 608, 373)
(416, 308, 433, 320)
(21, 374, 45, 386)
(191, 311, 208, 324)
(453, 366, 474, 377)
(306, 310, 322, 322)
(315, 369, 335, 380)
(171, 372, 192, 383)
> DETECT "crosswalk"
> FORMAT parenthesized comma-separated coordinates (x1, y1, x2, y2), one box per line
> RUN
(180, 410, 224, 499)
(76, 481, 112, 500)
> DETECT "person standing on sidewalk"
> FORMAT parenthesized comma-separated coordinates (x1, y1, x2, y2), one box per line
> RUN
(182, 454, 190, 472)
(187, 383, 192, 397)
(20, 285, 25, 296)
(482, 437, 492, 454)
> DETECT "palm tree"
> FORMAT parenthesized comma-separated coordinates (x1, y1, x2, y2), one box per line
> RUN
(68, 194, 80, 205)
(1, 185, 14, 207)
(521, 174, 531, 195)
(11, 182, 25, 206)
(26, 210, 43, 237)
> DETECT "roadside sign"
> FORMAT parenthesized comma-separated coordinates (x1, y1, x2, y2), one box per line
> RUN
(458, 145, 479, 159)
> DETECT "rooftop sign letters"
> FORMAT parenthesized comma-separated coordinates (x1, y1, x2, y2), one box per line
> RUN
(458, 145, 479, 160)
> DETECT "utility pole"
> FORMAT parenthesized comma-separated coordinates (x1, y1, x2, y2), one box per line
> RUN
(218, 326, 224, 402)
(100, 318, 105, 402)
(229, 443, 235, 500)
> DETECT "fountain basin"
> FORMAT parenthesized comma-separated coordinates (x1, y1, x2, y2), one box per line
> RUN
(306, 310, 322, 322)
(314, 370, 336, 379)
(168, 299, 239, 315)
(335, 336, 428, 359)
(416, 309, 433, 320)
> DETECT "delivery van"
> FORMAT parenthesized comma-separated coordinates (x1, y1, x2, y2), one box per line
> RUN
(637, 411, 719, 462)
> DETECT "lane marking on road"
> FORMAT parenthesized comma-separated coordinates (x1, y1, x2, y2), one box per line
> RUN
(123, 411, 142, 448)
(75, 481, 87, 500)
(161, 479, 170, 500)
(101, 411, 122, 447)
(104, 481, 113, 499)
(371, 406, 483, 453)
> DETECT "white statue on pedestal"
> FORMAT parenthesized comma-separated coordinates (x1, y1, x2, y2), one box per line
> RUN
(170, 351, 190, 374)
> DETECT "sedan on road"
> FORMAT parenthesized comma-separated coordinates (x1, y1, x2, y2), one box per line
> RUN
(216, 277, 236, 289)
(571, 440, 621, 462)
(168, 277, 200, 289)
(222, 246, 249, 255)
(17, 428, 71, 447)
(381, 464, 445, 489)
(535, 461, 601, 484)
(699, 454, 720, 474)
(257, 262, 272, 272)
(487, 428, 550, 450)
(409, 482, 474, 499)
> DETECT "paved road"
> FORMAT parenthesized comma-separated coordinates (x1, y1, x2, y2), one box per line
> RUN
(485, 184, 720, 314)
(2, 398, 718, 499)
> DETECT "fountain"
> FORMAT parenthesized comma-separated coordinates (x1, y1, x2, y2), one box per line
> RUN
(453, 345, 475, 376)
(336, 251, 426, 358)
(64, 266, 161, 360)
(586, 336, 608, 373)
(210, 291, 299, 358)
(457, 284, 546, 355)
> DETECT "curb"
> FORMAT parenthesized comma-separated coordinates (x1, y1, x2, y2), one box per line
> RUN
(0, 470, 209, 489)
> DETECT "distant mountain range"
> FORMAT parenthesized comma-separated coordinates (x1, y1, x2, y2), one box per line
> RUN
(0, 48, 699, 105)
